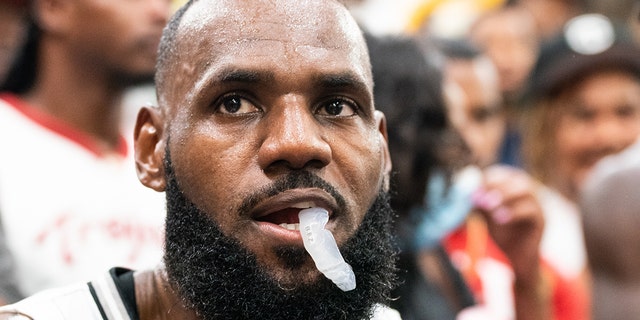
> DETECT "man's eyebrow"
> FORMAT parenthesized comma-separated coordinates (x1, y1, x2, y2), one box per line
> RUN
(207, 68, 370, 99)
(313, 72, 370, 94)
(217, 68, 276, 83)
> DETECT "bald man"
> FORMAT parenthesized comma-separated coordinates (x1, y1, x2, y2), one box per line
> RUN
(0, 0, 401, 319)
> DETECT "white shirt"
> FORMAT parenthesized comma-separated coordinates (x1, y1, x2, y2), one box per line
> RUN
(0, 94, 165, 296)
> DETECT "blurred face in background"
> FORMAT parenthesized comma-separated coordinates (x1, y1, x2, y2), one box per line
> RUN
(470, 6, 539, 100)
(444, 56, 505, 168)
(551, 70, 640, 199)
(63, 0, 171, 82)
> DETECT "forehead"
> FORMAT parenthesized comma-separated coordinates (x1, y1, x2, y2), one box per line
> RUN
(161, 0, 371, 103)
(182, 0, 349, 38)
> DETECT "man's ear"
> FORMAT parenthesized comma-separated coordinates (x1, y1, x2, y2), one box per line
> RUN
(32, 0, 74, 35)
(134, 106, 166, 192)
(374, 110, 393, 192)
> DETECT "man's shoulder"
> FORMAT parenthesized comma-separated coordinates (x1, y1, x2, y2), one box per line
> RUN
(0, 282, 102, 320)
(0, 268, 134, 320)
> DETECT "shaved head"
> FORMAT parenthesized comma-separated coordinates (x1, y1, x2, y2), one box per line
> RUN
(155, 0, 372, 113)
(134, 0, 398, 318)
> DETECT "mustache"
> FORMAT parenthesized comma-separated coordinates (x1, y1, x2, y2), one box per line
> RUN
(162, 141, 346, 218)
(237, 170, 348, 216)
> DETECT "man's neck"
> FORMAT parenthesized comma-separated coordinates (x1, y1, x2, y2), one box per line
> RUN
(134, 267, 198, 320)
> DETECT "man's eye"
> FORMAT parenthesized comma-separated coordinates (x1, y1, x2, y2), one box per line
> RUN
(317, 99, 357, 117)
(216, 95, 259, 114)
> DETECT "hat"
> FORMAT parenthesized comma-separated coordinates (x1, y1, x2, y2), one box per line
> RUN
(528, 13, 640, 99)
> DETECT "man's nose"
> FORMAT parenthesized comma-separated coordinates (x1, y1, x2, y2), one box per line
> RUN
(257, 96, 332, 174)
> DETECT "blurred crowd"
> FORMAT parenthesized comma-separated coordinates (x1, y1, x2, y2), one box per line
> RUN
(353, 0, 640, 319)
(1, 0, 639, 319)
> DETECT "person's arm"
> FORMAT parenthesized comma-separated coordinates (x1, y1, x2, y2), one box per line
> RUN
(512, 262, 552, 320)
(473, 165, 552, 320)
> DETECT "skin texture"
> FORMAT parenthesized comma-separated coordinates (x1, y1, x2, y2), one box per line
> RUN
(550, 70, 640, 200)
(444, 56, 504, 167)
(22, 0, 170, 152)
(134, 0, 393, 318)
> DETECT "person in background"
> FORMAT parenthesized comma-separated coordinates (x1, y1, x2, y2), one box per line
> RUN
(369, 34, 561, 320)
(435, 39, 585, 320)
(0, 1, 29, 305)
(467, 3, 541, 167)
(577, 8, 640, 320)
(0, 0, 403, 318)
(515, 0, 584, 40)
(523, 13, 640, 203)
(469, 3, 539, 106)
(0, 0, 28, 83)
(0, 0, 171, 303)
(438, 39, 505, 168)
(580, 138, 640, 320)
(520, 13, 640, 319)
(406, 1, 542, 169)
(367, 34, 474, 319)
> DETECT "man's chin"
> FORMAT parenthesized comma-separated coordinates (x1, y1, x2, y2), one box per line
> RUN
(266, 267, 326, 291)
(263, 245, 328, 289)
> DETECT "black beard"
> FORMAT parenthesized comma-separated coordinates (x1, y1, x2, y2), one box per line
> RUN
(163, 154, 399, 320)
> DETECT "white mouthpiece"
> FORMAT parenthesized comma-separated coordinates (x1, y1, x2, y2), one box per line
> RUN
(299, 207, 356, 291)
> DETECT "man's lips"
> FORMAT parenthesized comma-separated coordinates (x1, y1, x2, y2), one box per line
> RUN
(255, 208, 302, 229)
(250, 189, 337, 236)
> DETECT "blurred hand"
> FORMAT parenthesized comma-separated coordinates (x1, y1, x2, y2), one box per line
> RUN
(472, 164, 544, 283)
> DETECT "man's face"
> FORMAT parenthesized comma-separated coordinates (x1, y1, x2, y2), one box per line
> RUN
(66, 0, 170, 82)
(142, 0, 391, 288)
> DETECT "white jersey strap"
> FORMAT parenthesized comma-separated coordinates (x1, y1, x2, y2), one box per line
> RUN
(0, 270, 132, 320)
(88, 271, 132, 320)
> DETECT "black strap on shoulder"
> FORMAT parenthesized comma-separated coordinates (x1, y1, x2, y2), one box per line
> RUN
(87, 282, 108, 320)
(109, 267, 139, 320)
